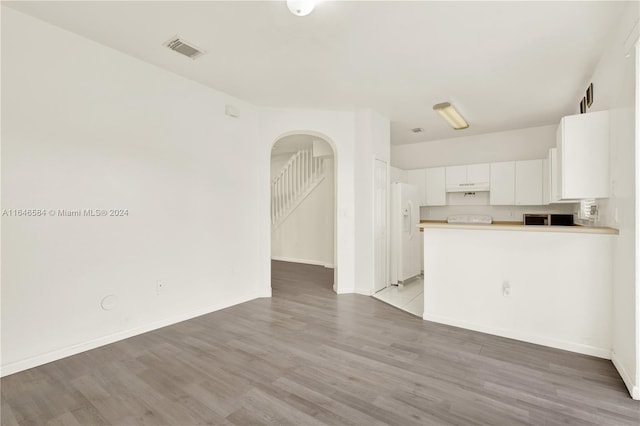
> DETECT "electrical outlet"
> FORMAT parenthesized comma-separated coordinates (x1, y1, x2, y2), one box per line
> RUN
(502, 281, 511, 297)
(156, 281, 165, 295)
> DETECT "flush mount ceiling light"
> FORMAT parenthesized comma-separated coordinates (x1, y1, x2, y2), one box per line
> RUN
(287, 0, 315, 16)
(433, 102, 469, 130)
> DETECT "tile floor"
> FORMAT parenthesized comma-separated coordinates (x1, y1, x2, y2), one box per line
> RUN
(373, 275, 424, 317)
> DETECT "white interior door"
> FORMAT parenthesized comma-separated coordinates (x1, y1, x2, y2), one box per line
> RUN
(374, 159, 388, 293)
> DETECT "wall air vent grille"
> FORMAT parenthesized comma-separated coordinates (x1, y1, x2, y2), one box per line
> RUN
(165, 37, 204, 59)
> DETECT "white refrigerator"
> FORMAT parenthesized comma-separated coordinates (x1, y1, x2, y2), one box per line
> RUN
(390, 183, 422, 285)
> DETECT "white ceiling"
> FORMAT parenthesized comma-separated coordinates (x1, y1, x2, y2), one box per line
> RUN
(4, 1, 627, 145)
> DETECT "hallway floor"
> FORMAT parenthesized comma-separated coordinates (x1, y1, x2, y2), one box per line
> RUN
(373, 276, 424, 317)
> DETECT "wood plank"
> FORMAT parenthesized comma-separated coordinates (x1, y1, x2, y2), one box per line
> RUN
(1, 260, 638, 425)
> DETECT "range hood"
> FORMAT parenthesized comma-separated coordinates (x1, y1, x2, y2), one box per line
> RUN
(445, 164, 491, 193)
(445, 182, 490, 192)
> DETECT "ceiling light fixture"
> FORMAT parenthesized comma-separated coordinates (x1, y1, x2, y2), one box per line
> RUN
(287, 0, 315, 16)
(433, 102, 469, 130)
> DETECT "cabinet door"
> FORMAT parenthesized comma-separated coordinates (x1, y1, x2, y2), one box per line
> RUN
(549, 148, 573, 204)
(515, 159, 543, 205)
(490, 162, 515, 205)
(407, 169, 426, 205)
(425, 167, 446, 206)
(542, 158, 550, 205)
(550, 147, 561, 202)
(467, 163, 490, 184)
(445, 165, 466, 186)
(559, 111, 609, 199)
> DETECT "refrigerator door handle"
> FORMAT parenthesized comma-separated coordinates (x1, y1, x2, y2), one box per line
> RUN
(407, 201, 413, 239)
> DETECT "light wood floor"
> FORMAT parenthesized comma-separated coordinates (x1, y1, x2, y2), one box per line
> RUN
(2, 260, 639, 425)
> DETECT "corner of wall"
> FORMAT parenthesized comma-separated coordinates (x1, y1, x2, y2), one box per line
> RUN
(353, 285, 373, 296)
(612, 351, 640, 400)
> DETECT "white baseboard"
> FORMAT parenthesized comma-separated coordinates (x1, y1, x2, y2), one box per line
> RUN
(422, 312, 611, 359)
(271, 256, 334, 268)
(1, 291, 265, 378)
(612, 352, 640, 400)
(337, 288, 373, 296)
(259, 288, 272, 298)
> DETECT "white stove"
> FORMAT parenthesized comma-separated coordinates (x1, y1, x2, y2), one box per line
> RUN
(447, 214, 493, 224)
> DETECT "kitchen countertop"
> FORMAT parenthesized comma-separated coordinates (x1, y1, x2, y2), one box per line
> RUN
(418, 220, 619, 235)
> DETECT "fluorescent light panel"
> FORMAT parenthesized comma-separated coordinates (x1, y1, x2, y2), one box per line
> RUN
(433, 102, 469, 130)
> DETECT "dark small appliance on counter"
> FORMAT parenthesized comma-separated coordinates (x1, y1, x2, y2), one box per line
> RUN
(524, 213, 574, 226)
(550, 214, 575, 226)
(523, 214, 548, 225)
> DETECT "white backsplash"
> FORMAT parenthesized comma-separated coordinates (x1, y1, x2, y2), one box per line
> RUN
(421, 202, 577, 222)
(446, 191, 491, 205)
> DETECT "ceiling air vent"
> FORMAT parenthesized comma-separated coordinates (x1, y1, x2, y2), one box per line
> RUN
(165, 37, 205, 59)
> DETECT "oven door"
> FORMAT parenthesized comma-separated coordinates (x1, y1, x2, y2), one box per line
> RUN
(524, 214, 549, 226)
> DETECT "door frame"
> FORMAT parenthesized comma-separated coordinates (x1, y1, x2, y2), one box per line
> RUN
(373, 158, 389, 293)
(268, 131, 338, 293)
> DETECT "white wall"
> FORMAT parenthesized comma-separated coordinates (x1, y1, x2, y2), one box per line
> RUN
(354, 109, 391, 294)
(423, 228, 614, 358)
(391, 125, 557, 170)
(271, 157, 335, 267)
(259, 108, 357, 294)
(421, 204, 575, 223)
(1, 8, 267, 375)
(584, 0, 639, 399)
(1, 7, 393, 375)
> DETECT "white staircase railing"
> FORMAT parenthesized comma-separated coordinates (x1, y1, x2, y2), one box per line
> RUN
(272, 148, 325, 227)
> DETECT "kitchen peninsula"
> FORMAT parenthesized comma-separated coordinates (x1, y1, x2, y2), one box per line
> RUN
(419, 222, 618, 358)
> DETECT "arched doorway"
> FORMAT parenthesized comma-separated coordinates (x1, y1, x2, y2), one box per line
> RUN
(269, 133, 337, 292)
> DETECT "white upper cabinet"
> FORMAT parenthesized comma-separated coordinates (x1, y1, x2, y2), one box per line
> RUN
(542, 158, 550, 205)
(515, 159, 543, 205)
(407, 169, 426, 205)
(425, 167, 446, 206)
(490, 162, 515, 205)
(557, 111, 609, 199)
(402, 155, 560, 207)
(445, 163, 490, 192)
(467, 163, 490, 184)
(407, 167, 446, 206)
(549, 148, 573, 204)
(445, 165, 466, 186)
